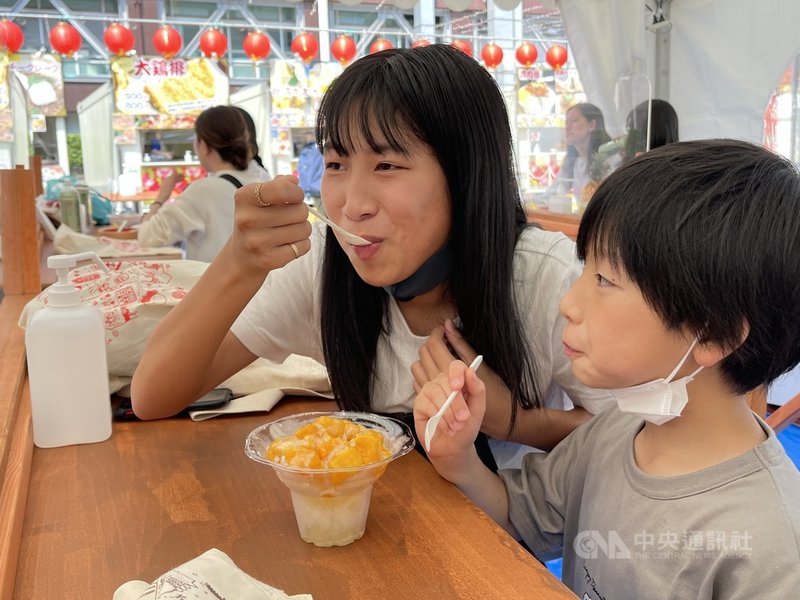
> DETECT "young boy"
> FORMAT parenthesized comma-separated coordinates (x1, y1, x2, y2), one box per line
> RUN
(414, 139, 800, 598)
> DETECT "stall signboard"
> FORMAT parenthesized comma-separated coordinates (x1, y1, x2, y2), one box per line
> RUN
(111, 56, 228, 117)
(269, 60, 342, 129)
(0, 54, 11, 143)
(10, 53, 66, 117)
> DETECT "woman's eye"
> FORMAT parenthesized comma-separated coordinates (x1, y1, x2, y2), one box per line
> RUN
(375, 162, 397, 171)
(325, 161, 342, 170)
(594, 273, 613, 287)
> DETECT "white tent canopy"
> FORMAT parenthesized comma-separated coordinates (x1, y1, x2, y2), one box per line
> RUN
(560, 0, 800, 144)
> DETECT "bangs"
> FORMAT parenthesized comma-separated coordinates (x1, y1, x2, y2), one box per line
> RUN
(316, 60, 426, 157)
(575, 188, 627, 273)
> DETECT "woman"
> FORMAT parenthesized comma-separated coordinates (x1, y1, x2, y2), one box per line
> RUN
(232, 105, 272, 181)
(554, 103, 613, 200)
(131, 46, 611, 463)
(138, 105, 262, 262)
(623, 98, 679, 160)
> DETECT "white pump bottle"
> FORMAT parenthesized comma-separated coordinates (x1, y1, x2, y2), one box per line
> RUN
(25, 253, 113, 448)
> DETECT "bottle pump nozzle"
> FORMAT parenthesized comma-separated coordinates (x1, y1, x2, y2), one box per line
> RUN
(46, 252, 110, 307)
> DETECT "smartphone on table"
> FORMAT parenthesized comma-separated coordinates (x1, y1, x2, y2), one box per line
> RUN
(113, 387, 233, 420)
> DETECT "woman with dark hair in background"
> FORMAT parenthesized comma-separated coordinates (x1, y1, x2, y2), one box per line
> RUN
(138, 105, 263, 262)
(232, 105, 271, 181)
(623, 98, 679, 160)
(132, 45, 611, 467)
(550, 103, 614, 201)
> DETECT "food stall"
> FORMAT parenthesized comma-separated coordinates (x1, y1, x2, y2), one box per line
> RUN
(109, 55, 230, 199)
(269, 59, 342, 176)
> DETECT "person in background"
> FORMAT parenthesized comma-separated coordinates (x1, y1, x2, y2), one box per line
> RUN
(550, 103, 614, 200)
(131, 45, 611, 467)
(414, 139, 800, 597)
(297, 132, 323, 207)
(138, 105, 263, 262)
(623, 98, 679, 160)
(232, 106, 271, 181)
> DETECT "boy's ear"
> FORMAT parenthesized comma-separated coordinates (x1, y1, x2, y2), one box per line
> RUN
(692, 321, 750, 368)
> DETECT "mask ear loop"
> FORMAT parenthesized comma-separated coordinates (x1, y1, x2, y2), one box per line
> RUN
(665, 338, 704, 383)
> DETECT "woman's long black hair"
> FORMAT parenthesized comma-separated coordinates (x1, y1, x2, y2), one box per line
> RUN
(317, 45, 541, 430)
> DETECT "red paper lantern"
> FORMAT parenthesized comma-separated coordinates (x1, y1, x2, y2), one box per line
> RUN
(411, 39, 430, 49)
(153, 25, 182, 59)
(103, 23, 134, 56)
(199, 27, 227, 58)
(369, 38, 393, 54)
(49, 22, 82, 57)
(545, 44, 568, 71)
(515, 41, 538, 67)
(291, 32, 318, 63)
(480, 43, 503, 69)
(331, 34, 356, 65)
(451, 39, 472, 57)
(243, 31, 270, 62)
(0, 20, 24, 54)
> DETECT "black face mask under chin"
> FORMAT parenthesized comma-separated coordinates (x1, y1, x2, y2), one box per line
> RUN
(383, 240, 452, 302)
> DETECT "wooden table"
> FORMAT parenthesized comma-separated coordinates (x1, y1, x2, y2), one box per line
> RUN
(13, 398, 576, 599)
(526, 207, 581, 240)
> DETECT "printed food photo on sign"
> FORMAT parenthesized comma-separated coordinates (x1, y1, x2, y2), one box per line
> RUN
(10, 54, 67, 117)
(517, 80, 557, 115)
(111, 56, 229, 116)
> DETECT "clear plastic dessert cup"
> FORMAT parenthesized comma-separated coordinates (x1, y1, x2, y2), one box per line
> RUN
(245, 411, 415, 547)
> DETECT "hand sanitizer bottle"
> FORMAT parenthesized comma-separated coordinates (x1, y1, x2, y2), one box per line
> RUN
(25, 253, 113, 448)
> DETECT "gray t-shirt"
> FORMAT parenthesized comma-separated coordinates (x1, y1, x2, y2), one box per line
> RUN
(500, 408, 800, 599)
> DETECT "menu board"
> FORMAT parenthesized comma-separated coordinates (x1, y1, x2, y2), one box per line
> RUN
(9, 53, 66, 117)
(111, 56, 229, 116)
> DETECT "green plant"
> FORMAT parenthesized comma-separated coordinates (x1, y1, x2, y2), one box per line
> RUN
(66, 133, 83, 172)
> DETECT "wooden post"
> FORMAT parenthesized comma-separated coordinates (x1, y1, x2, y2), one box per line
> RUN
(29, 156, 43, 198)
(0, 168, 41, 295)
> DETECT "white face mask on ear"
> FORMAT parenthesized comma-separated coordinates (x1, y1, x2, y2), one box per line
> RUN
(610, 340, 703, 425)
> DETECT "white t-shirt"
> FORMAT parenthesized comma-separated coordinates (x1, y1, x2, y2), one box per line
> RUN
(231, 222, 612, 415)
(244, 159, 271, 182)
(138, 169, 261, 262)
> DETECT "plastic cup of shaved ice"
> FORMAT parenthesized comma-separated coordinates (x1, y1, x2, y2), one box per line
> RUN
(245, 411, 415, 547)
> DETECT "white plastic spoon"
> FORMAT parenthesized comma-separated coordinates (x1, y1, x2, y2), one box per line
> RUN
(424, 355, 484, 453)
(307, 206, 371, 246)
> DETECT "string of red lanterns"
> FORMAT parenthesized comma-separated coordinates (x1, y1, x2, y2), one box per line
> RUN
(0, 20, 569, 76)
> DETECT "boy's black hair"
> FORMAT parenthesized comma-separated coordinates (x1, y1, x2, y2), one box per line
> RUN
(577, 139, 800, 393)
(315, 44, 540, 427)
